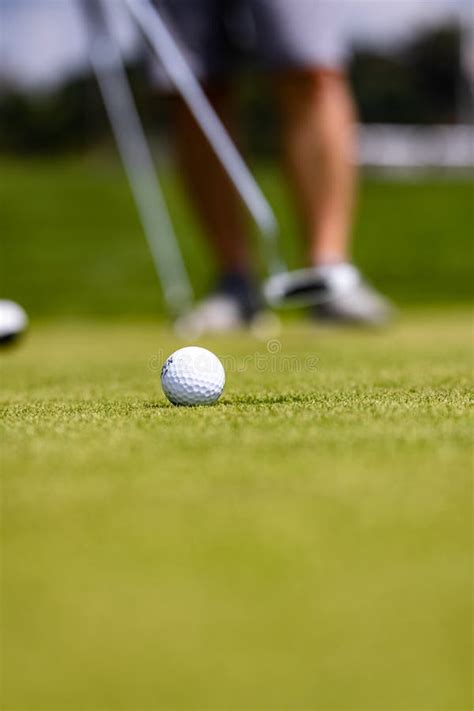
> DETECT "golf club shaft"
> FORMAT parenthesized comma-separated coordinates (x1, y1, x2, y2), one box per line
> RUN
(79, 0, 193, 315)
(123, 0, 286, 275)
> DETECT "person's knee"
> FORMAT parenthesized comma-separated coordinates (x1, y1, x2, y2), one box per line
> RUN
(276, 68, 354, 116)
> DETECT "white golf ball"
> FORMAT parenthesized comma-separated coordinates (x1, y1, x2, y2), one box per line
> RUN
(0, 300, 28, 345)
(161, 346, 225, 406)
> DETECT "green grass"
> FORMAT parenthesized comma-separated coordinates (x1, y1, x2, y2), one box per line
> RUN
(1, 156, 473, 317)
(1, 157, 473, 709)
(2, 310, 472, 710)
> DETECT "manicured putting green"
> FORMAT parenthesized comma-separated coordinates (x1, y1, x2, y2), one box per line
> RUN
(2, 311, 471, 710)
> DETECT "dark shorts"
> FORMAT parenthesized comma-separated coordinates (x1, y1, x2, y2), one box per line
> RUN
(152, 0, 348, 84)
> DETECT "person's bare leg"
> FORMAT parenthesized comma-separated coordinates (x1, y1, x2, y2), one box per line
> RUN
(172, 84, 249, 274)
(276, 69, 357, 266)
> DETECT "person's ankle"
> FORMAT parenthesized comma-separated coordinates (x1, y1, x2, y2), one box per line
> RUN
(218, 270, 253, 291)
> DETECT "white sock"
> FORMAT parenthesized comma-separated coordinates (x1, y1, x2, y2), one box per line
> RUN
(314, 263, 360, 291)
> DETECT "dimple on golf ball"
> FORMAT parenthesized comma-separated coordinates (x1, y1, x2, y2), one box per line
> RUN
(161, 347, 225, 406)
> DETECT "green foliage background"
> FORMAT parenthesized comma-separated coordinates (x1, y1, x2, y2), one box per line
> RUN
(0, 24, 465, 155)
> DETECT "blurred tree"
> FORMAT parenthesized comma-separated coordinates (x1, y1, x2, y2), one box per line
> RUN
(350, 24, 461, 124)
(0, 77, 106, 154)
(408, 24, 460, 123)
(0, 23, 464, 154)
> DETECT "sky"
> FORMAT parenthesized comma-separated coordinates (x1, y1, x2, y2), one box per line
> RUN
(0, 0, 470, 92)
(349, 0, 468, 40)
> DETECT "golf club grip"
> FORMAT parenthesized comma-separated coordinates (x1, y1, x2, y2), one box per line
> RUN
(124, 0, 283, 255)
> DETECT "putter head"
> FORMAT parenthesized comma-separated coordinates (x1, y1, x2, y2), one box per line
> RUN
(263, 268, 326, 308)
(263, 265, 361, 309)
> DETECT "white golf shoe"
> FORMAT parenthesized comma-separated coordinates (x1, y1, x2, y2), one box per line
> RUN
(264, 263, 394, 326)
(174, 273, 263, 338)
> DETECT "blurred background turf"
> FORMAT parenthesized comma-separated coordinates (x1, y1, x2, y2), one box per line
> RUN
(1, 156, 473, 318)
